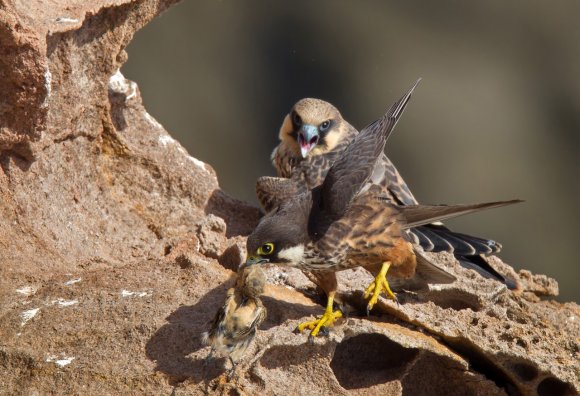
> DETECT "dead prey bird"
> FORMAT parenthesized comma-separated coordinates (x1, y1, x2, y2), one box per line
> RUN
(247, 82, 521, 338)
(202, 263, 267, 374)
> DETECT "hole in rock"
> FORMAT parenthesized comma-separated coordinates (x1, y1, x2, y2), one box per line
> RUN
(442, 338, 515, 392)
(537, 377, 576, 396)
(426, 289, 483, 311)
(401, 350, 504, 396)
(511, 362, 538, 382)
(260, 344, 328, 370)
(175, 255, 192, 269)
(330, 333, 418, 389)
(515, 338, 527, 349)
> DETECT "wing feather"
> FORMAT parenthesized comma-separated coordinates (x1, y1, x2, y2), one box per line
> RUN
(312, 80, 421, 229)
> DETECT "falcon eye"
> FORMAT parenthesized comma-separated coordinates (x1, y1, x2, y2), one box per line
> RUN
(292, 112, 302, 127)
(319, 120, 331, 132)
(257, 242, 274, 255)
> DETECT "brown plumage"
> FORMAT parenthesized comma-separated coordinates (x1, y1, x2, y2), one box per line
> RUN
(262, 81, 518, 289)
(247, 84, 524, 339)
(202, 264, 267, 371)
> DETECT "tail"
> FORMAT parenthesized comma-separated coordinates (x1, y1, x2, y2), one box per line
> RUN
(398, 199, 523, 229)
(410, 223, 501, 255)
(407, 224, 519, 290)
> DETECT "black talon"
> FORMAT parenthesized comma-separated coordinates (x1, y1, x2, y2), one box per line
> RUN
(319, 326, 330, 337)
(308, 335, 315, 345)
(293, 326, 301, 334)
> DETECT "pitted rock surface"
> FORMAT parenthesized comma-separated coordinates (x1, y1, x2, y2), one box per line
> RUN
(0, 1, 578, 395)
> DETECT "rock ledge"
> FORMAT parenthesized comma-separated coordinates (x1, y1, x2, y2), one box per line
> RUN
(0, 1, 577, 395)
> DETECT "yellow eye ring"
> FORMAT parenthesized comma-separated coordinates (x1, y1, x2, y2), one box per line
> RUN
(257, 243, 274, 256)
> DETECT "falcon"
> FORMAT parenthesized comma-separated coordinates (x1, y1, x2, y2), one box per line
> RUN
(261, 80, 517, 290)
(248, 84, 520, 338)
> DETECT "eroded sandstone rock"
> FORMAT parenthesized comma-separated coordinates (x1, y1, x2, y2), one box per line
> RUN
(0, 1, 578, 395)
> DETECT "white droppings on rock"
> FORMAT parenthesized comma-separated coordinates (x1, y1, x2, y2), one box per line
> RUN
(16, 286, 37, 296)
(42, 68, 52, 108)
(126, 85, 137, 100)
(188, 156, 208, 173)
(158, 134, 176, 147)
(428, 284, 455, 292)
(20, 308, 40, 326)
(46, 354, 75, 367)
(52, 298, 79, 307)
(55, 17, 79, 23)
(64, 278, 82, 286)
(108, 70, 137, 100)
(121, 290, 148, 298)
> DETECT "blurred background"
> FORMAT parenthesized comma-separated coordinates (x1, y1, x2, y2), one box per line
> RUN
(123, 1, 579, 301)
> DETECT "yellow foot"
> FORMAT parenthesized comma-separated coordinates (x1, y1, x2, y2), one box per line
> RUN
(364, 261, 398, 314)
(296, 309, 343, 338)
(295, 293, 342, 339)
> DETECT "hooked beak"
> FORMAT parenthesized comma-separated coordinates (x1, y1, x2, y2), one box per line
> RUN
(297, 124, 319, 158)
(245, 256, 269, 266)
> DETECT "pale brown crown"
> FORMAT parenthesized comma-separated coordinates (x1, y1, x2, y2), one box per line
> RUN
(278, 98, 348, 157)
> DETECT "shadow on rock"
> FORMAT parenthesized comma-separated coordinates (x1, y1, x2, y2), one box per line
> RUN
(145, 280, 322, 384)
(260, 295, 322, 331)
(145, 280, 234, 385)
(205, 189, 262, 238)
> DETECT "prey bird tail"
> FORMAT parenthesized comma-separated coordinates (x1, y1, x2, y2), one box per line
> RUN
(398, 199, 523, 230)
(318, 79, 421, 221)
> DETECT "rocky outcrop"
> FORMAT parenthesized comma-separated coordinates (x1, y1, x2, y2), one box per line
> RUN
(0, 1, 577, 395)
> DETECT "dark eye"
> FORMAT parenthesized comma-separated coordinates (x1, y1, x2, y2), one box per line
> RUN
(319, 120, 331, 132)
(257, 243, 274, 255)
(292, 112, 302, 127)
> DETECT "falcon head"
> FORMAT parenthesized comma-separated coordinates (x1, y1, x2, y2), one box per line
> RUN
(245, 196, 310, 266)
(279, 98, 346, 158)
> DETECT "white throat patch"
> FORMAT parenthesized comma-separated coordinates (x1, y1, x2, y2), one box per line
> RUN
(277, 245, 305, 263)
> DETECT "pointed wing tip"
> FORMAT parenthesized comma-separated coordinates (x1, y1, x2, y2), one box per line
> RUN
(501, 199, 525, 206)
(412, 77, 422, 90)
(405, 78, 422, 98)
(388, 79, 422, 121)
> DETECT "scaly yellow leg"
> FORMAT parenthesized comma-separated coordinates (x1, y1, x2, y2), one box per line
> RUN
(296, 292, 342, 338)
(364, 261, 398, 313)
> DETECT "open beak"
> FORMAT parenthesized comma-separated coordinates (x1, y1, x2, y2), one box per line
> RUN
(297, 125, 319, 158)
(245, 256, 269, 266)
